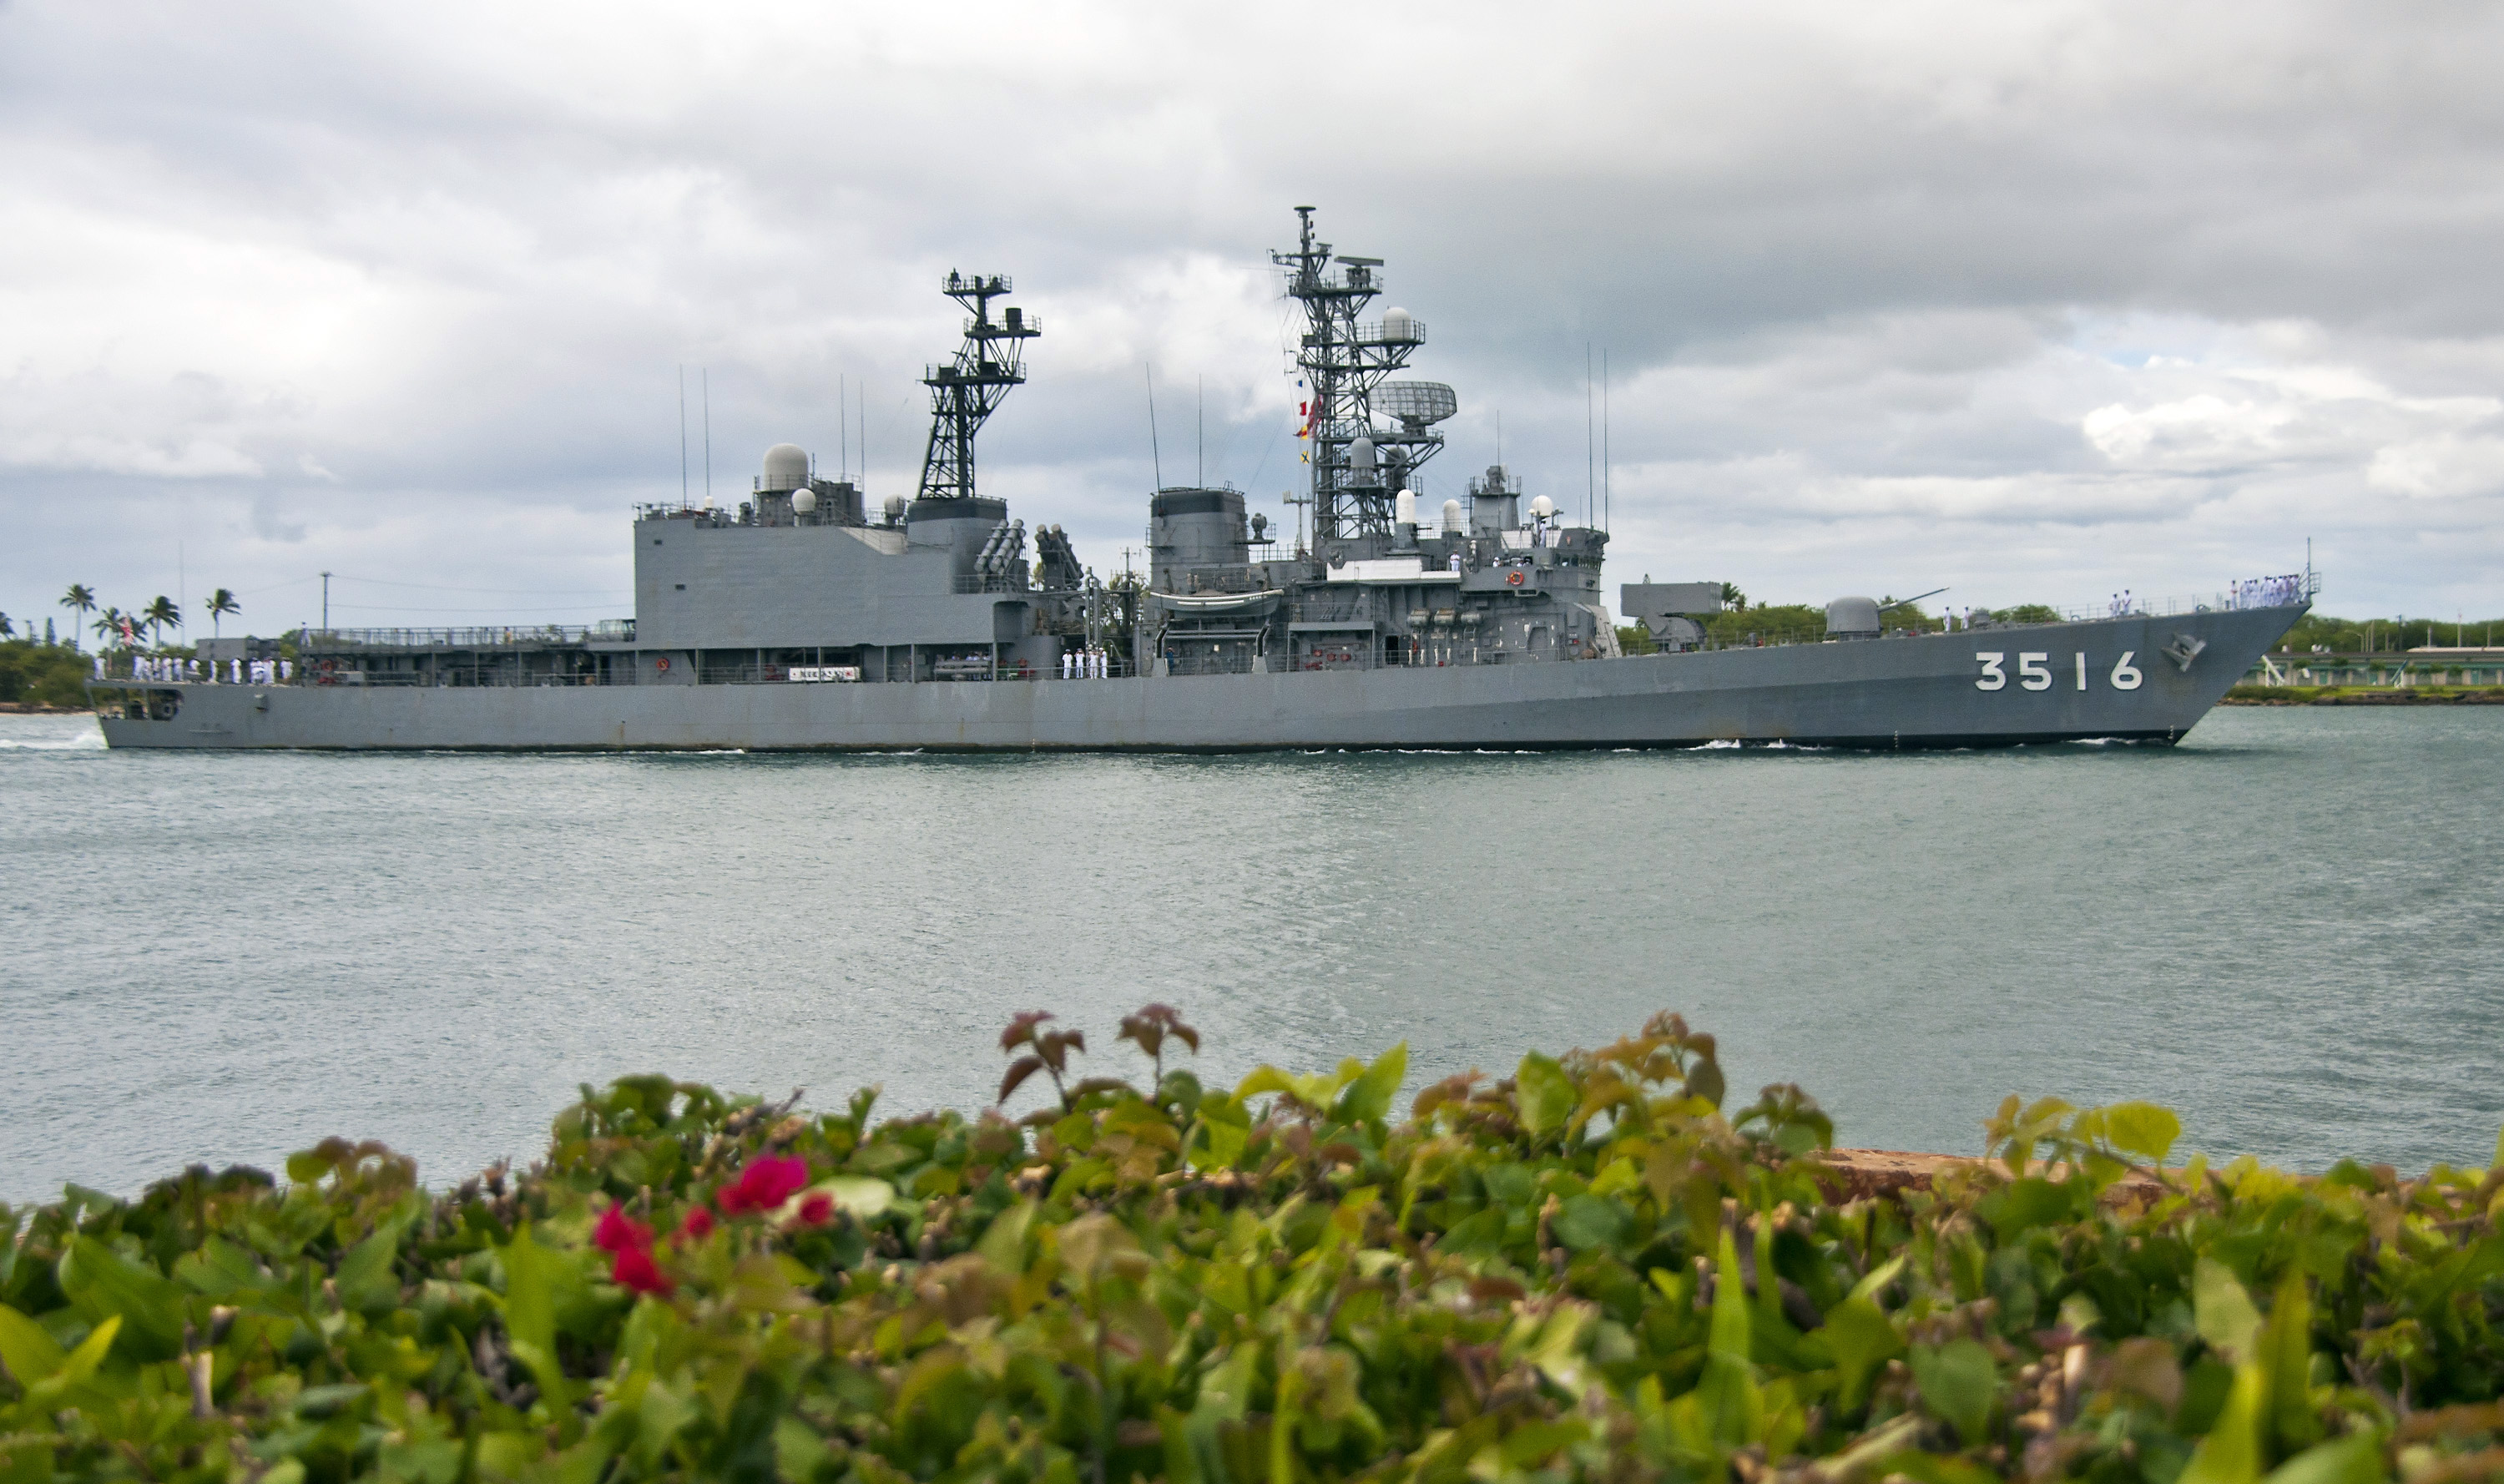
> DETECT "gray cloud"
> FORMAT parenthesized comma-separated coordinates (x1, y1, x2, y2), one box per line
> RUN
(3, 0, 2498, 631)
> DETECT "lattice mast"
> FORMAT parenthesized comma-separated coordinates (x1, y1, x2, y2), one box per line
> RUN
(916, 273, 1040, 502)
(1273, 208, 1439, 540)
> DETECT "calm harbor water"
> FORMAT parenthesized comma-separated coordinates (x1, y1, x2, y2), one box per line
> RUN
(3, 706, 2498, 1204)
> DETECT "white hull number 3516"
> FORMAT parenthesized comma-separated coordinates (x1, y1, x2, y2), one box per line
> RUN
(1975, 651, 2142, 692)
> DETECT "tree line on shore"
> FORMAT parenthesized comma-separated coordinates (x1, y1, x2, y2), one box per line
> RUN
(0, 585, 248, 706)
(1616, 605, 2504, 657)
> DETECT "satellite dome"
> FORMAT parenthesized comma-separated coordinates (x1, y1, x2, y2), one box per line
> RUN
(1349, 437, 1376, 472)
(1527, 494, 1555, 521)
(1381, 307, 1420, 343)
(791, 487, 818, 515)
(761, 443, 809, 492)
(1441, 498, 1463, 531)
(1395, 488, 1417, 525)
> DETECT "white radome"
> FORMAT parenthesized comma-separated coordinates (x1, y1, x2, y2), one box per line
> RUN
(1528, 494, 1555, 521)
(761, 443, 810, 492)
(791, 487, 817, 515)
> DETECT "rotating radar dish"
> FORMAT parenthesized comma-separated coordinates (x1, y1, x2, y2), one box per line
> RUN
(1376, 381, 1457, 429)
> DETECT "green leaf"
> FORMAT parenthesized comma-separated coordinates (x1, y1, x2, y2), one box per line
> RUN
(500, 1224, 572, 1411)
(1978, 1177, 2077, 1239)
(1552, 1193, 1631, 1252)
(1710, 1228, 1751, 1362)
(336, 1218, 413, 1315)
(2196, 1258, 2263, 1364)
(45, 1315, 121, 1396)
(0, 1302, 67, 1382)
(1865, 1451, 2001, 1484)
(2262, 1269, 2321, 1453)
(174, 1235, 276, 1300)
(1693, 1352, 1763, 1449)
(1848, 1252, 1908, 1305)
(2108, 1102, 2183, 1165)
(58, 1234, 187, 1360)
(1908, 1338, 1996, 1445)
(977, 1199, 1037, 1272)
(1434, 1209, 1507, 1259)
(2264, 1433, 2384, 1484)
(1332, 1042, 1406, 1125)
(1822, 1298, 1906, 1411)
(1193, 1093, 1250, 1170)
(819, 1176, 893, 1219)
(1516, 1052, 1576, 1138)
(2179, 1364, 2267, 1484)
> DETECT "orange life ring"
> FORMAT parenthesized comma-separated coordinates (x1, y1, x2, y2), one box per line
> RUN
(656, 656, 671, 672)
(1506, 570, 1526, 587)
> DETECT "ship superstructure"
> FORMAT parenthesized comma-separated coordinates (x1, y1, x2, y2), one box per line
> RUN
(88, 209, 2310, 750)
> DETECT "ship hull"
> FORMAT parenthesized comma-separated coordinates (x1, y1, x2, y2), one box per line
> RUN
(94, 606, 2301, 752)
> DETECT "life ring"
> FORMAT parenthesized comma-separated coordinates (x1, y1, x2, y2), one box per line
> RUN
(656, 656, 671, 673)
(1505, 570, 1526, 587)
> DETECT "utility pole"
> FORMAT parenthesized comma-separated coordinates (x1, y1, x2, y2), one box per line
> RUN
(321, 572, 331, 633)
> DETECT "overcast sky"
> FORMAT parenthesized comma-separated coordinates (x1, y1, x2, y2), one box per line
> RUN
(3, 0, 2500, 639)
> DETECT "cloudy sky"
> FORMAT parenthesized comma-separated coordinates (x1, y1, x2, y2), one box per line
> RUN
(3, 0, 2499, 639)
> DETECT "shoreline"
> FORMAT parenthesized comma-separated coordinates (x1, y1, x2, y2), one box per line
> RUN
(2223, 684, 2504, 705)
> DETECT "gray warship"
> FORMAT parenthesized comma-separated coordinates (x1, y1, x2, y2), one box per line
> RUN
(93, 209, 2308, 752)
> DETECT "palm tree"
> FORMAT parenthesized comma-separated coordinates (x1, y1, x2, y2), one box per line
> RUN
(61, 583, 95, 649)
(0, 613, 15, 640)
(204, 588, 240, 639)
(143, 595, 180, 647)
(93, 607, 126, 649)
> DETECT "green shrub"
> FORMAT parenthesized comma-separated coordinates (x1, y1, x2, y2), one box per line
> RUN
(0, 640, 93, 708)
(3, 1010, 2498, 1484)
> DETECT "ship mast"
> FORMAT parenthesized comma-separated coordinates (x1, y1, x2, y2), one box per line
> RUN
(1273, 208, 1440, 541)
(916, 272, 1040, 503)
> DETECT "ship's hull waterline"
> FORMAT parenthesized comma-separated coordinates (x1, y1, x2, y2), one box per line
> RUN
(94, 606, 2299, 753)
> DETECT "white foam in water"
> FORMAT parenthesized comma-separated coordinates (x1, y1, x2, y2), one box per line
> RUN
(0, 726, 106, 750)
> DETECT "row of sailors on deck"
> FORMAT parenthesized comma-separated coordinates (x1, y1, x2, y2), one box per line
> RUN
(1059, 649, 1112, 679)
(103, 656, 294, 684)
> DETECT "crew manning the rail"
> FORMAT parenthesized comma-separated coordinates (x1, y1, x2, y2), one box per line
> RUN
(102, 655, 294, 684)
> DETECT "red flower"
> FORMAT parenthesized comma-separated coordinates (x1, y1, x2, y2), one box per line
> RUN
(676, 1206, 715, 1243)
(611, 1245, 672, 1295)
(715, 1155, 810, 1215)
(593, 1206, 654, 1254)
(794, 1191, 835, 1228)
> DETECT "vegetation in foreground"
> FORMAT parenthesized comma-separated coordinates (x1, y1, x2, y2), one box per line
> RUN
(3, 1009, 2501, 1484)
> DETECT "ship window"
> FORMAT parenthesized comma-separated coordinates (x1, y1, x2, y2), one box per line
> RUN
(653, 538, 663, 545)
(674, 583, 686, 591)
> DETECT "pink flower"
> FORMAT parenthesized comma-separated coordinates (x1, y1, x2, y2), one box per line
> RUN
(611, 1245, 672, 1295)
(794, 1191, 835, 1227)
(676, 1207, 715, 1243)
(593, 1205, 654, 1254)
(715, 1156, 810, 1216)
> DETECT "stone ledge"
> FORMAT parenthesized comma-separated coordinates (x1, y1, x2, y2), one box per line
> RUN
(1817, 1148, 2168, 1204)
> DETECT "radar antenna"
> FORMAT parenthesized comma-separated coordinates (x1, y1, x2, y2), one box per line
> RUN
(1272, 208, 1444, 540)
(916, 272, 1041, 503)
